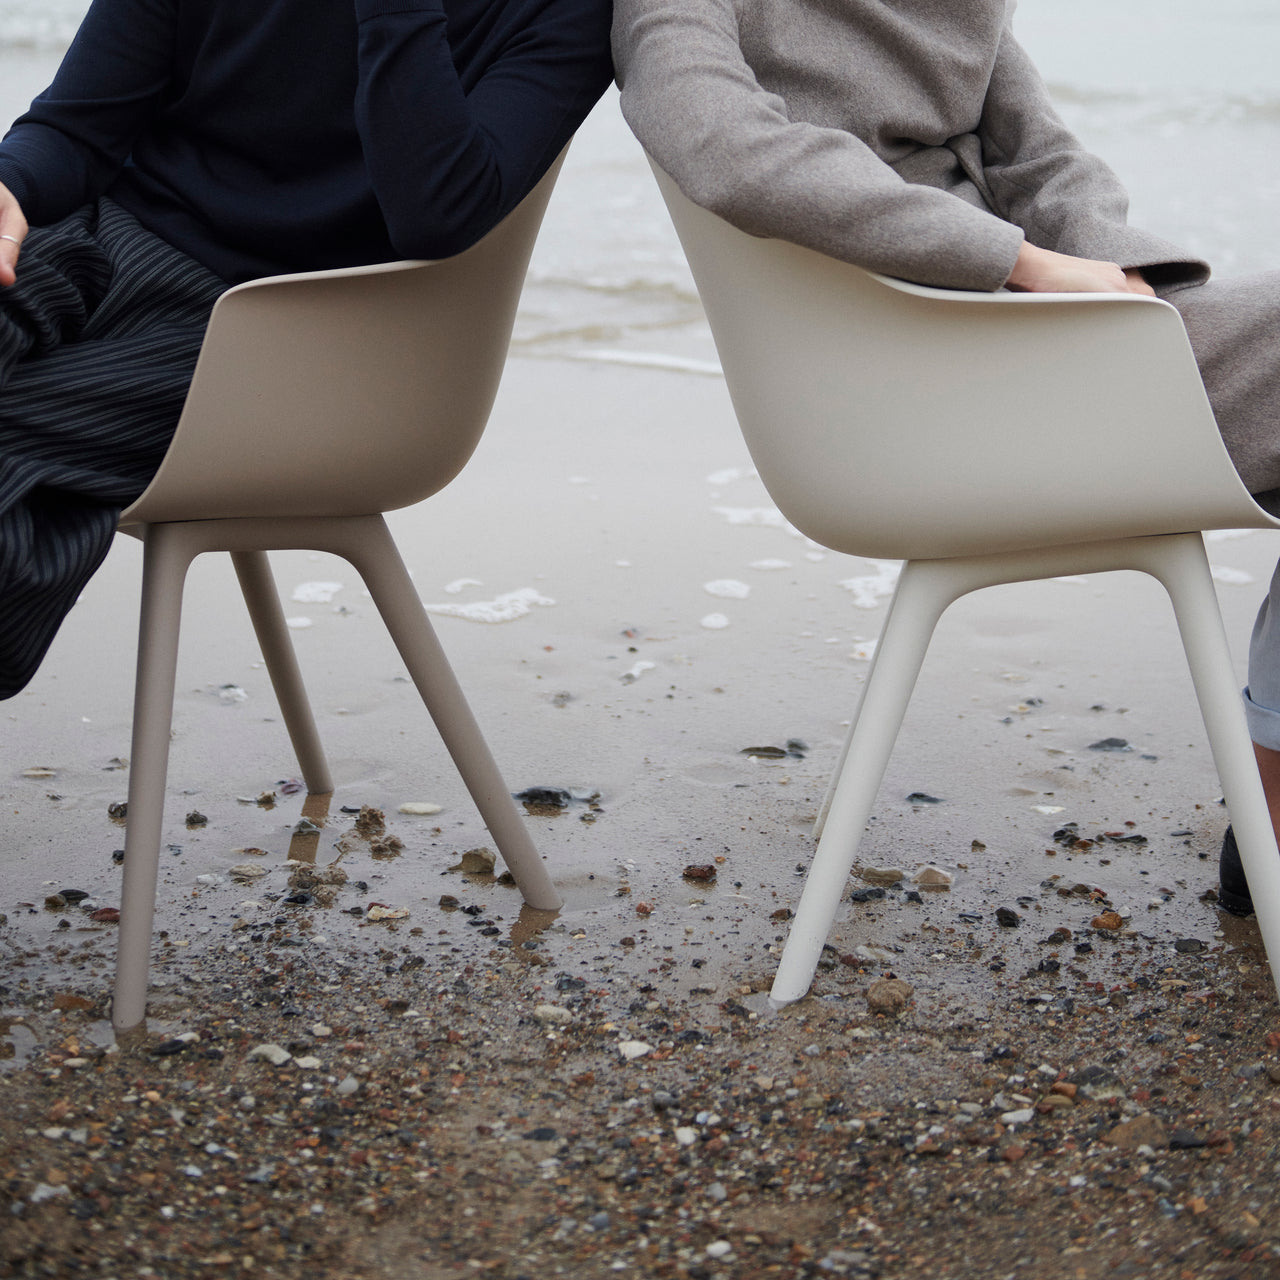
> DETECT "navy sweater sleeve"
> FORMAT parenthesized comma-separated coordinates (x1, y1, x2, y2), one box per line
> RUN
(356, 0, 612, 257)
(0, 0, 613, 281)
(0, 0, 175, 220)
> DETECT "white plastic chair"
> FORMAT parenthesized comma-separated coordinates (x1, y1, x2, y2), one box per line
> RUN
(649, 159, 1280, 1007)
(108, 157, 566, 1032)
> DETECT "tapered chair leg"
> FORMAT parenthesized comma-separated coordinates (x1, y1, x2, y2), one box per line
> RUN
(231, 550, 333, 795)
(113, 526, 200, 1032)
(1153, 534, 1280, 993)
(772, 561, 956, 1004)
(341, 517, 561, 911)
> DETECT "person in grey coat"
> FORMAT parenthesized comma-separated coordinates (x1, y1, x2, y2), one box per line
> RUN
(612, 0, 1280, 913)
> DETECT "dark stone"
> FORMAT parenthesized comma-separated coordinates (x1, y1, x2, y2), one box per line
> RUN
(905, 792, 942, 804)
(1169, 1129, 1206, 1150)
(996, 907, 1020, 928)
(1174, 938, 1206, 954)
(849, 887, 885, 903)
(523, 1127, 559, 1142)
(1088, 738, 1132, 752)
(151, 1039, 188, 1057)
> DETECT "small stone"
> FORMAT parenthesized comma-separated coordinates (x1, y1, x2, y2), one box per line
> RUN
(995, 907, 1020, 928)
(534, 1005, 573, 1026)
(294, 1056, 322, 1070)
(1105, 1113, 1168, 1150)
(866, 978, 914, 1016)
(706, 1241, 732, 1258)
(1174, 938, 1206, 954)
(913, 866, 953, 888)
(682, 864, 717, 882)
(674, 1127, 698, 1147)
(1069, 1065, 1126, 1102)
(618, 1040, 653, 1061)
(1088, 738, 1132, 752)
(1000, 1109, 1035, 1126)
(398, 802, 443, 815)
(89, 907, 120, 923)
(1169, 1129, 1206, 1150)
(336, 1076, 359, 1096)
(859, 866, 906, 887)
(53, 993, 93, 1012)
(246, 1044, 292, 1066)
(706, 1184, 728, 1204)
(229, 864, 267, 880)
(1091, 911, 1125, 931)
(186, 810, 209, 827)
(366, 905, 409, 921)
(449, 848, 497, 875)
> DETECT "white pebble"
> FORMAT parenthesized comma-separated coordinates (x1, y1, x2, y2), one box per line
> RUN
(700, 613, 731, 630)
(617, 1040, 653, 1061)
(534, 1005, 574, 1026)
(247, 1043, 292, 1066)
(706, 1241, 732, 1259)
(336, 1076, 360, 1096)
(398, 801, 443, 816)
(674, 1127, 698, 1147)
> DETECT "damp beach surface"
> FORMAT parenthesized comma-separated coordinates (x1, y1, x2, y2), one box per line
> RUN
(5, 3, 1280, 1276)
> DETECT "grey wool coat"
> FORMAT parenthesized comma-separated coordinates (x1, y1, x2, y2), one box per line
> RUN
(613, 0, 1280, 495)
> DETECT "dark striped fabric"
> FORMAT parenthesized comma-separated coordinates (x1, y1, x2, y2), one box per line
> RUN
(0, 199, 227, 698)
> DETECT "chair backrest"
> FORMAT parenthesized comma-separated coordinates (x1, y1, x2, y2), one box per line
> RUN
(121, 153, 566, 526)
(650, 160, 1278, 561)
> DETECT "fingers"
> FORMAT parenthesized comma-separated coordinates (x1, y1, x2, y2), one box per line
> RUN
(1123, 267, 1157, 298)
(0, 182, 29, 288)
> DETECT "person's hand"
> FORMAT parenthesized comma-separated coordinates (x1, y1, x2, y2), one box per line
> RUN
(1006, 241, 1153, 295)
(0, 182, 28, 288)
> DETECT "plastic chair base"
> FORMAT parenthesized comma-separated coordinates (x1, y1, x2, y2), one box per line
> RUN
(112, 513, 559, 1032)
(771, 531, 1280, 1007)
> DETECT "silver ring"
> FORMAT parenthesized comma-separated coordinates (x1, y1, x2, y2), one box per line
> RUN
(0, 234, 20, 245)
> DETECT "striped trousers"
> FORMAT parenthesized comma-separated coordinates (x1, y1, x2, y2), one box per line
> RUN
(0, 199, 227, 698)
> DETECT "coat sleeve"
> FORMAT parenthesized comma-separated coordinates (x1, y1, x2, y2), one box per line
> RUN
(978, 26, 1208, 287)
(612, 0, 1025, 291)
(354, 0, 613, 259)
(0, 0, 176, 224)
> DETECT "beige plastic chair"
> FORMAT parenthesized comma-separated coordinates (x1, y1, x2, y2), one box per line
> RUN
(109, 157, 566, 1032)
(649, 159, 1280, 1007)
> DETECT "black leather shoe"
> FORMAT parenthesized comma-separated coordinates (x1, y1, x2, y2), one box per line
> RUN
(1218, 825, 1255, 916)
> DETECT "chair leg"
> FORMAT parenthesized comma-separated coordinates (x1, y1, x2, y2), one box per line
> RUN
(1151, 534, 1280, 1003)
(231, 550, 333, 795)
(342, 517, 562, 911)
(772, 561, 955, 1004)
(113, 526, 199, 1033)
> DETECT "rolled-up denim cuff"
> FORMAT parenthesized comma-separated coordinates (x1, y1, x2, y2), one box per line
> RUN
(1243, 684, 1280, 751)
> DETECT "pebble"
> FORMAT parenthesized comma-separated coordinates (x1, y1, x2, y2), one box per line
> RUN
(336, 1076, 360, 1096)
(398, 802, 443, 816)
(247, 1044, 292, 1066)
(674, 1127, 698, 1146)
(866, 978, 914, 1016)
(995, 907, 1020, 928)
(706, 1240, 732, 1258)
(859, 866, 906, 887)
(1000, 1109, 1035, 1126)
(913, 866, 953, 888)
(1106, 1113, 1169, 1150)
(617, 1041, 653, 1061)
(449, 849, 497, 875)
(534, 1005, 574, 1026)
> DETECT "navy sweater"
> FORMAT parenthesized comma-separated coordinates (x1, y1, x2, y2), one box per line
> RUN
(0, 0, 613, 282)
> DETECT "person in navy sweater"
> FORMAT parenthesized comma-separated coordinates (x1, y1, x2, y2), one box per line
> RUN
(0, 0, 613, 697)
